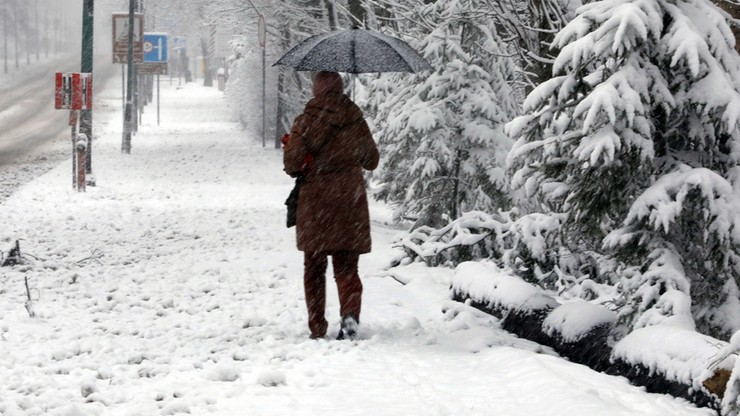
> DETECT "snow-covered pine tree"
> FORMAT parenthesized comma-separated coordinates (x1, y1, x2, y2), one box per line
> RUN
(508, 0, 740, 339)
(371, 0, 520, 229)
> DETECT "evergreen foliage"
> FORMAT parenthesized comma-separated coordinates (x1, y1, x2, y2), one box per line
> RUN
(508, 0, 740, 339)
(370, 0, 520, 229)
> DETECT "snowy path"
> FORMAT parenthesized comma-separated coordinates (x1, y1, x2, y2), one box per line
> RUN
(0, 79, 714, 415)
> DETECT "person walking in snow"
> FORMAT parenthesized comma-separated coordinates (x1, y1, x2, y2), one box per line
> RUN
(282, 71, 379, 340)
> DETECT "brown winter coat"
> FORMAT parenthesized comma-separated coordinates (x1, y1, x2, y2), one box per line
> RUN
(284, 93, 379, 253)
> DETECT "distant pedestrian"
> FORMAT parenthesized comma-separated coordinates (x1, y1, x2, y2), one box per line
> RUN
(282, 71, 379, 340)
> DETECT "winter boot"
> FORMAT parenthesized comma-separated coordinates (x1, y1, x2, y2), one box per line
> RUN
(336, 315, 358, 340)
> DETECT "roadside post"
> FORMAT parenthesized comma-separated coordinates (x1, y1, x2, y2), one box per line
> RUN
(81, 0, 94, 185)
(217, 68, 225, 91)
(141, 33, 168, 126)
(76, 134, 88, 192)
(112, 10, 144, 153)
(55, 72, 93, 191)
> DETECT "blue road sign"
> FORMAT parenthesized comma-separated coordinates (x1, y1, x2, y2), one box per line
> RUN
(171, 36, 186, 52)
(143, 33, 168, 63)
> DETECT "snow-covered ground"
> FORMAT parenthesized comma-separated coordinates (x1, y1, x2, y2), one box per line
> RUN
(0, 77, 716, 415)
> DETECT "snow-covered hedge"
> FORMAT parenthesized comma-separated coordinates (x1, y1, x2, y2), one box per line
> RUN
(224, 39, 279, 142)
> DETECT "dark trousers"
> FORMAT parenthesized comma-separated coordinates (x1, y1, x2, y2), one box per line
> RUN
(303, 251, 363, 338)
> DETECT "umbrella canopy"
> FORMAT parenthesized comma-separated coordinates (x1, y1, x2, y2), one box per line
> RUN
(273, 28, 432, 74)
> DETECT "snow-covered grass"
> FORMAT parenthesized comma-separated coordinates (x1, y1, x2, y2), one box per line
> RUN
(0, 76, 717, 415)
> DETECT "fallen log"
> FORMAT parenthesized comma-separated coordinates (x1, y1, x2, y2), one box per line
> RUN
(450, 261, 737, 415)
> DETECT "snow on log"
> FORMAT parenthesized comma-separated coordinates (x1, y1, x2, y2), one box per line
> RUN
(450, 261, 557, 314)
(450, 261, 736, 414)
(611, 326, 735, 410)
(451, 261, 557, 346)
(542, 301, 617, 372)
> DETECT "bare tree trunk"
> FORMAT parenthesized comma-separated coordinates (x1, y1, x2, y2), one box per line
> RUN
(25, 2, 30, 65)
(275, 69, 287, 148)
(348, 0, 365, 28)
(201, 37, 213, 87)
(35, 0, 38, 61)
(44, 6, 48, 58)
(451, 149, 461, 220)
(372, 1, 399, 31)
(528, 0, 553, 89)
(714, 0, 740, 53)
(14, 2, 18, 69)
(323, 0, 337, 30)
(275, 19, 291, 148)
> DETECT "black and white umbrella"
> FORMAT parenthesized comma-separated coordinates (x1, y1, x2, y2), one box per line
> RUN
(273, 28, 432, 74)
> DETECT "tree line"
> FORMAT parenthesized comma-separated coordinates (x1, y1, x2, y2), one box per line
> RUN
(0, 0, 79, 75)
(155, 0, 740, 342)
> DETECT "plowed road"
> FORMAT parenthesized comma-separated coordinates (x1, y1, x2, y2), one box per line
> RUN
(0, 55, 116, 166)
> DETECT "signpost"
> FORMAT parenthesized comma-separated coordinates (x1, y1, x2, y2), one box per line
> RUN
(111, 13, 144, 64)
(171, 36, 186, 51)
(113, 11, 144, 154)
(55, 72, 93, 191)
(140, 33, 168, 125)
(55, 73, 93, 111)
(140, 33, 168, 74)
(121, 3, 140, 154)
(81, 0, 94, 185)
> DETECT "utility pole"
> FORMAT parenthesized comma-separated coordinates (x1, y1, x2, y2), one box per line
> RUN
(348, 0, 365, 28)
(81, 0, 94, 182)
(123, 0, 135, 154)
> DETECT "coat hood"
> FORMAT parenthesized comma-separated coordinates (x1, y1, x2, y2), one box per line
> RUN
(312, 71, 343, 97)
(304, 94, 364, 129)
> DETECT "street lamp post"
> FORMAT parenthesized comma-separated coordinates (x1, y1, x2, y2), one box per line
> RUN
(123, 0, 135, 154)
(81, 0, 94, 182)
